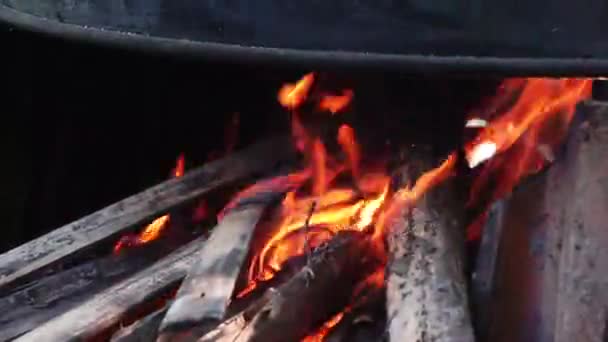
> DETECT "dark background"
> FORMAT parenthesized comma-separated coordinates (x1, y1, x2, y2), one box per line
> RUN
(0, 23, 302, 252)
(0, 22, 505, 254)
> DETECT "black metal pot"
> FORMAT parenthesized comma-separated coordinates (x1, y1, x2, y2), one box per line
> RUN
(3, 0, 608, 75)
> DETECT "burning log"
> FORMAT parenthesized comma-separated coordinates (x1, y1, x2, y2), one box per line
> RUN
(0, 240, 173, 341)
(14, 236, 207, 342)
(553, 101, 608, 342)
(0, 137, 294, 291)
(158, 182, 294, 340)
(384, 151, 474, 342)
(199, 230, 381, 342)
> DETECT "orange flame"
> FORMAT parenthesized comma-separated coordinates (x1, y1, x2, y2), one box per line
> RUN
(465, 78, 592, 207)
(374, 153, 457, 241)
(337, 124, 361, 183)
(301, 311, 346, 342)
(278, 73, 315, 110)
(465, 78, 591, 168)
(114, 154, 185, 254)
(236, 79, 393, 298)
(302, 268, 385, 342)
(319, 90, 354, 114)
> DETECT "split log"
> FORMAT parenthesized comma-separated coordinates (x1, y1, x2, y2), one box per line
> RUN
(0, 239, 173, 341)
(157, 208, 268, 339)
(477, 169, 568, 342)
(14, 236, 207, 342)
(199, 230, 381, 342)
(553, 101, 608, 342)
(0, 136, 294, 291)
(111, 306, 169, 342)
(158, 181, 296, 340)
(384, 150, 474, 342)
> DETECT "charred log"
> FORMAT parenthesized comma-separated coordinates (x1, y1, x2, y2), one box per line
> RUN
(199, 230, 382, 342)
(0, 137, 294, 292)
(384, 149, 474, 342)
(324, 285, 386, 342)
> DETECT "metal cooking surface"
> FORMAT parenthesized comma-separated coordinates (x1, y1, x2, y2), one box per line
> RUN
(3, 0, 608, 73)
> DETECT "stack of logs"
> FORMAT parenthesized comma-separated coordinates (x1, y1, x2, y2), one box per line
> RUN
(1, 101, 607, 342)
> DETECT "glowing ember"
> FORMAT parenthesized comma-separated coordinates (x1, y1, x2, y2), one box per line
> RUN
(467, 141, 497, 168)
(301, 311, 346, 342)
(278, 73, 315, 110)
(113, 154, 185, 254)
(319, 90, 354, 114)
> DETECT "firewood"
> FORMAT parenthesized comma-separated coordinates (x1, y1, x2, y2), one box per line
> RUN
(157, 186, 292, 341)
(477, 171, 565, 342)
(111, 306, 168, 342)
(199, 230, 381, 342)
(14, 236, 206, 342)
(0, 136, 294, 292)
(553, 101, 608, 342)
(384, 150, 474, 342)
(0, 239, 172, 341)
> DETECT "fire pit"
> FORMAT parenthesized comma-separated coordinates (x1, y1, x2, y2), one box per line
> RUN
(0, 61, 603, 342)
(2, 4, 607, 341)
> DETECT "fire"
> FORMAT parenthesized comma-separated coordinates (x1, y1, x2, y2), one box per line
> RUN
(238, 74, 460, 302)
(465, 78, 592, 207)
(337, 124, 361, 183)
(114, 154, 185, 254)
(278, 73, 315, 110)
(319, 90, 354, 114)
(465, 78, 592, 168)
(230, 74, 593, 340)
(374, 153, 458, 241)
(301, 311, 346, 342)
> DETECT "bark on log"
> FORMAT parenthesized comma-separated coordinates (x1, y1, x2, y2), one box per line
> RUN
(0, 239, 172, 341)
(384, 150, 474, 342)
(14, 236, 207, 342)
(158, 185, 293, 340)
(553, 101, 608, 342)
(111, 306, 168, 342)
(199, 230, 381, 342)
(0, 136, 293, 292)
